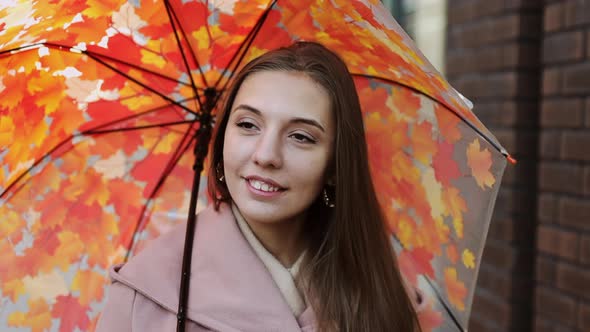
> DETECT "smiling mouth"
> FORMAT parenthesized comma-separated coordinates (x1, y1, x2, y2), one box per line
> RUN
(245, 177, 285, 193)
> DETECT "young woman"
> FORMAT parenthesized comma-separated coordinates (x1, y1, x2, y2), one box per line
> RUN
(97, 41, 423, 331)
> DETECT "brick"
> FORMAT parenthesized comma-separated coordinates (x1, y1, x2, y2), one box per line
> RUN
(580, 302, 590, 330)
(457, 73, 537, 99)
(556, 262, 590, 298)
(471, 101, 499, 126)
(539, 131, 561, 159)
(544, 2, 564, 32)
(537, 224, 579, 260)
(535, 256, 557, 285)
(558, 197, 590, 230)
(542, 31, 584, 63)
(477, 266, 512, 298)
(487, 216, 515, 242)
(495, 187, 515, 217)
(540, 98, 583, 128)
(565, 0, 590, 27)
(474, 45, 503, 72)
(505, 0, 542, 10)
(563, 63, 590, 94)
(474, 0, 504, 17)
(493, 42, 540, 70)
(539, 162, 585, 195)
(494, 185, 536, 216)
(489, 215, 536, 245)
(538, 193, 558, 222)
(582, 235, 590, 265)
(446, 50, 468, 75)
(561, 131, 590, 161)
(502, 159, 536, 187)
(542, 68, 562, 96)
(472, 289, 511, 329)
(533, 315, 554, 332)
(476, 101, 526, 127)
(448, 1, 475, 25)
(457, 73, 519, 98)
(455, 22, 476, 49)
(533, 315, 577, 332)
(482, 240, 518, 271)
(468, 316, 492, 332)
(490, 14, 522, 42)
(535, 286, 578, 326)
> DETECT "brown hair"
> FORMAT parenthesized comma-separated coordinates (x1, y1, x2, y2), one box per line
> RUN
(208, 41, 421, 332)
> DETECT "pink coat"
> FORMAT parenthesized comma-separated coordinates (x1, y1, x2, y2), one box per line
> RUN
(96, 204, 317, 331)
(96, 203, 424, 331)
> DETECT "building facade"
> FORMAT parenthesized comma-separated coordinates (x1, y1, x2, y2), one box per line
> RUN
(386, 0, 590, 330)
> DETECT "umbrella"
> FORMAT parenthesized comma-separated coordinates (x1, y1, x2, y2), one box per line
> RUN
(0, 0, 512, 331)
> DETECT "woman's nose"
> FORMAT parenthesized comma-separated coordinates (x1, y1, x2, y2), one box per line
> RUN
(252, 131, 283, 169)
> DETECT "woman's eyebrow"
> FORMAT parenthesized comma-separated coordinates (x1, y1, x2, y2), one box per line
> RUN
(290, 117, 325, 133)
(233, 104, 326, 133)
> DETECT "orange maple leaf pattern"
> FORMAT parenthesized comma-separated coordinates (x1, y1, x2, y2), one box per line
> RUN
(444, 268, 468, 311)
(0, 0, 507, 331)
(467, 139, 496, 189)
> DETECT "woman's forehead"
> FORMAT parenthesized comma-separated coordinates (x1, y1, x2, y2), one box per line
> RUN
(232, 70, 332, 126)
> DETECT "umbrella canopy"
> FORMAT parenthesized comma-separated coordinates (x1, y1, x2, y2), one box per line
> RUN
(0, 0, 510, 331)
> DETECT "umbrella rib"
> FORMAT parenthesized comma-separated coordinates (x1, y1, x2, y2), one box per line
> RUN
(422, 275, 465, 331)
(83, 49, 191, 87)
(124, 123, 197, 260)
(82, 51, 198, 116)
(390, 233, 465, 331)
(204, 0, 215, 46)
(351, 73, 506, 157)
(86, 97, 199, 133)
(7, 42, 189, 87)
(0, 109, 195, 200)
(0, 138, 73, 200)
(84, 120, 195, 135)
(213, 0, 278, 89)
(0, 42, 45, 56)
(163, 0, 205, 111)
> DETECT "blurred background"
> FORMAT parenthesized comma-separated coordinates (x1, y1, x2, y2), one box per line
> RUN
(381, 0, 590, 331)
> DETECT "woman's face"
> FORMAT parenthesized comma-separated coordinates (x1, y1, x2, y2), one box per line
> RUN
(223, 70, 334, 226)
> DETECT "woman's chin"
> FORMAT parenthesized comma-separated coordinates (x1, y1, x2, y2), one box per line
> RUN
(234, 199, 303, 226)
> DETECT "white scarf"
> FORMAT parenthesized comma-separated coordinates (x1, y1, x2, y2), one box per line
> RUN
(232, 204, 307, 316)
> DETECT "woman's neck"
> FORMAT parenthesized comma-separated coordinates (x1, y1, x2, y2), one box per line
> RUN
(243, 213, 308, 268)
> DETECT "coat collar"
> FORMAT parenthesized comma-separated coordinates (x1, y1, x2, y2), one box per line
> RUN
(110, 203, 316, 331)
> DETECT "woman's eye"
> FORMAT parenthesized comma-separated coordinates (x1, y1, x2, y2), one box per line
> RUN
(236, 121, 258, 130)
(291, 133, 316, 144)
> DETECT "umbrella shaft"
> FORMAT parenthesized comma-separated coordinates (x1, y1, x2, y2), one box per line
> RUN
(177, 89, 216, 332)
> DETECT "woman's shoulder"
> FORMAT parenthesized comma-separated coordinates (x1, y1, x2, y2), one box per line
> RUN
(108, 204, 230, 305)
(117, 204, 230, 269)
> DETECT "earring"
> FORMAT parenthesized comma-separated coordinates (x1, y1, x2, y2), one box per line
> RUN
(323, 188, 335, 208)
(216, 163, 225, 183)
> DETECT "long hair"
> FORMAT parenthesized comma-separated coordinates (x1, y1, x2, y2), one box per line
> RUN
(208, 42, 421, 332)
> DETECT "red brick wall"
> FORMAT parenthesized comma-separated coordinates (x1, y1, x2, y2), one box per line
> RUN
(535, 0, 590, 331)
(446, 0, 543, 331)
(447, 0, 590, 331)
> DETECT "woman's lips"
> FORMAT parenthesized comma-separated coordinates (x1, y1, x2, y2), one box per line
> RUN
(244, 175, 286, 190)
(244, 176, 286, 197)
